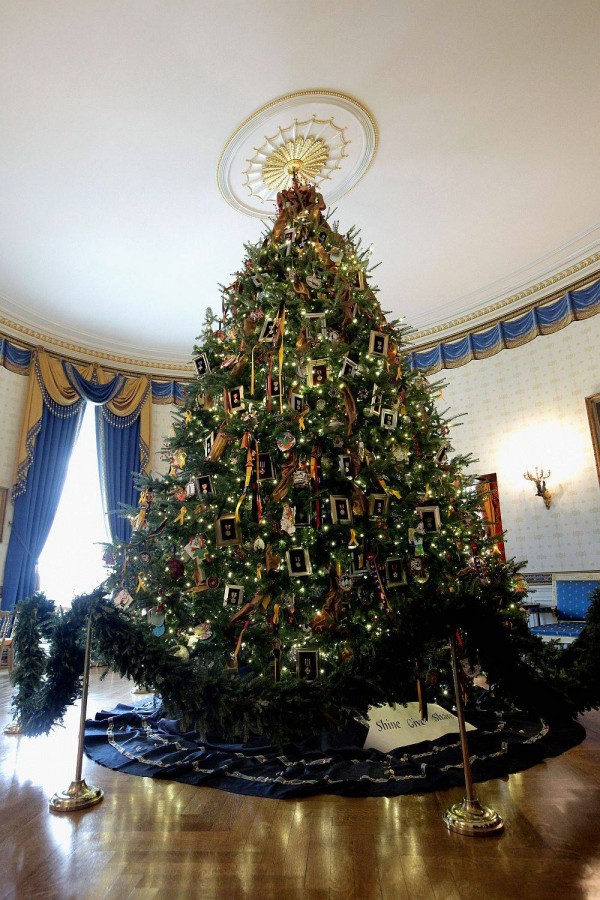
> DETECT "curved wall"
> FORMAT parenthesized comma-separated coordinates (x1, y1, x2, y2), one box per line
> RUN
(441, 313, 600, 572)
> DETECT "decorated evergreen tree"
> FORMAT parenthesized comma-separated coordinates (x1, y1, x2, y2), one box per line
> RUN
(98, 181, 553, 739)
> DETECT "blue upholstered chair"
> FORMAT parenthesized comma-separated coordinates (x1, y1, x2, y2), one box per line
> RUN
(530, 574, 600, 645)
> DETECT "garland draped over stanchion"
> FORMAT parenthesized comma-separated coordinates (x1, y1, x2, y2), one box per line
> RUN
(9, 585, 600, 744)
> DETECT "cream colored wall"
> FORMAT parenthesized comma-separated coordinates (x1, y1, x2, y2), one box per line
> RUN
(439, 314, 600, 573)
(0, 366, 29, 592)
(150, 402, 176, 477)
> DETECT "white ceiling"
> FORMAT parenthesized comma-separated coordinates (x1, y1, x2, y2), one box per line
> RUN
(1, 0, 599, 368)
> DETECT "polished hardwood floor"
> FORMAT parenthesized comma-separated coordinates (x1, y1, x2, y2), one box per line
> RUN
(1, 669, 600, 900)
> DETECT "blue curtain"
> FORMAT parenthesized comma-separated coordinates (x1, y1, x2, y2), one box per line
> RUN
(2, 402, 84, 610)
(95, 407, 141, 544)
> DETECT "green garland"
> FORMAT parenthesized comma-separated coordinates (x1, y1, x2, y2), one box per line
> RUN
(9, 584, 600, 742)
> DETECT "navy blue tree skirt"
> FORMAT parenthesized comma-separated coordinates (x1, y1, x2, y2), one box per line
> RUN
(84, 701, 585, 799)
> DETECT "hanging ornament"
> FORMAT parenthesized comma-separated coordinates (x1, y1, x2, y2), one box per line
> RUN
(280, 504, 296, 536)
(148, 609, 165, 627)
(187, 623, 214, 649)
(366, 551, 392, 614)
(276, 431, 296, 452)
(253, 537, 265, 552)
(102, 548, 115, 567)
(409, 557, 429, 583)
(173, 645, 190, 660)
(113, 588, 134, 609)
(266, 544, 281, 572)
(166, 557, 184, 580)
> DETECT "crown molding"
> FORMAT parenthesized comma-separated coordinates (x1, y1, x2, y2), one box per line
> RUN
(0, 311, 193, 378)
(409, 226, 600, 344)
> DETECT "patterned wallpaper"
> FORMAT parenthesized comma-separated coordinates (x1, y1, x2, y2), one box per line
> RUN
(150, 402, 176, 477)
(0, 366, 29, 588)
(439, 313, 600, 572)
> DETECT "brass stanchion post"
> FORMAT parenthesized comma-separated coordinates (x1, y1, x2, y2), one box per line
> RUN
(443, 630, 504, 835)
(49, 609, 104, 812)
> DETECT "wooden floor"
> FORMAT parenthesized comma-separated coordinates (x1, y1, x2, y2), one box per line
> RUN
(1, 671, 600, 900)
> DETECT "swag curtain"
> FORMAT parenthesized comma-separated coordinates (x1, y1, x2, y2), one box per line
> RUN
(1, 350, 150, 611)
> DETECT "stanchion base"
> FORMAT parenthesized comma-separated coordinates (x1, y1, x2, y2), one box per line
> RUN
(131, 686, 154, 696)
(3, 721, 23, 735)
(49, 779, 104, 812)
(443, 798, 504, 836)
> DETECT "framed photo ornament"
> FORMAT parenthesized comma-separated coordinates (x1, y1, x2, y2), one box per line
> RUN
(204, 432, 215, 457)
(215, 515, 241, 547)
(259, 317, 277, 343)
(370, 386, 382, 417)
(369, 330, 389, 357)
(286, 547, 313, 577)
(228, 386, 245, 413)
(257, 453, 275, 481)
(385, 558, 407, 587)
(223, 584, 244, 607)
(307, 359, 329, 387)
(289, 391, 306, 414)
(417, 505, 441, 534)
(380, 408, 398, 430)
(368, 494, 389, 518)
(194, 474, 214, 496)
(193, 354, 211, 377)
(339, 357, 359, 379)
(329, 495, 353, 525)
(296, 649, 319, 681)
(338, 454, 352, 477)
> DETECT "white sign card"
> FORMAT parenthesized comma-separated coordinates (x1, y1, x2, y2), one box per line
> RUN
(362, 702, 476, 753)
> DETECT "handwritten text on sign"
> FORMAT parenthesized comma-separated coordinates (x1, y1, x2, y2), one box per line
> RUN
(363, 702, 476, 753)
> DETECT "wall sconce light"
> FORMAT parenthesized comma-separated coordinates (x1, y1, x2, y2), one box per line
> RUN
(523, 467, 552, 509)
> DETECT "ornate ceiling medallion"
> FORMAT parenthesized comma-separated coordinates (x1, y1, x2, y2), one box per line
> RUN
(217, 90, 377, 217)
(243, 119, 349, 201)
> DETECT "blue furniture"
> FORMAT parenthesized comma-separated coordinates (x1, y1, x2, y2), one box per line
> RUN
(530, 574, 600, 644)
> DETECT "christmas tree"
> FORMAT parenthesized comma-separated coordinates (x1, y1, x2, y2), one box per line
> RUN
(101, 180, 561, 741)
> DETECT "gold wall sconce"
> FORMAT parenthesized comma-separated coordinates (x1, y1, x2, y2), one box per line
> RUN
(523, 467, 552, 509)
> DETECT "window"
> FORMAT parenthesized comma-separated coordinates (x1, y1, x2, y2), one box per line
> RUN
(37, 405, 109, 605)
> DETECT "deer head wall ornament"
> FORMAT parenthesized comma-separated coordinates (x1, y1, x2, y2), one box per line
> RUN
(524, 467, 552, 509)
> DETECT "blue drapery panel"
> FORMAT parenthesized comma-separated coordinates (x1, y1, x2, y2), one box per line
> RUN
(95, 407, 141, 544)
(151, 380, 188, 405)
(0, 336, 191, 402)
(0, 338, 32, 374)
(2, 402, 84, 610)
(408, 276, 600, 372)
(62, 361, 125, 404)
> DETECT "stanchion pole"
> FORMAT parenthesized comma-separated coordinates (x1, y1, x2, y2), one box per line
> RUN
(442, 630, 504, 835)
(49, 609, 104, 812)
